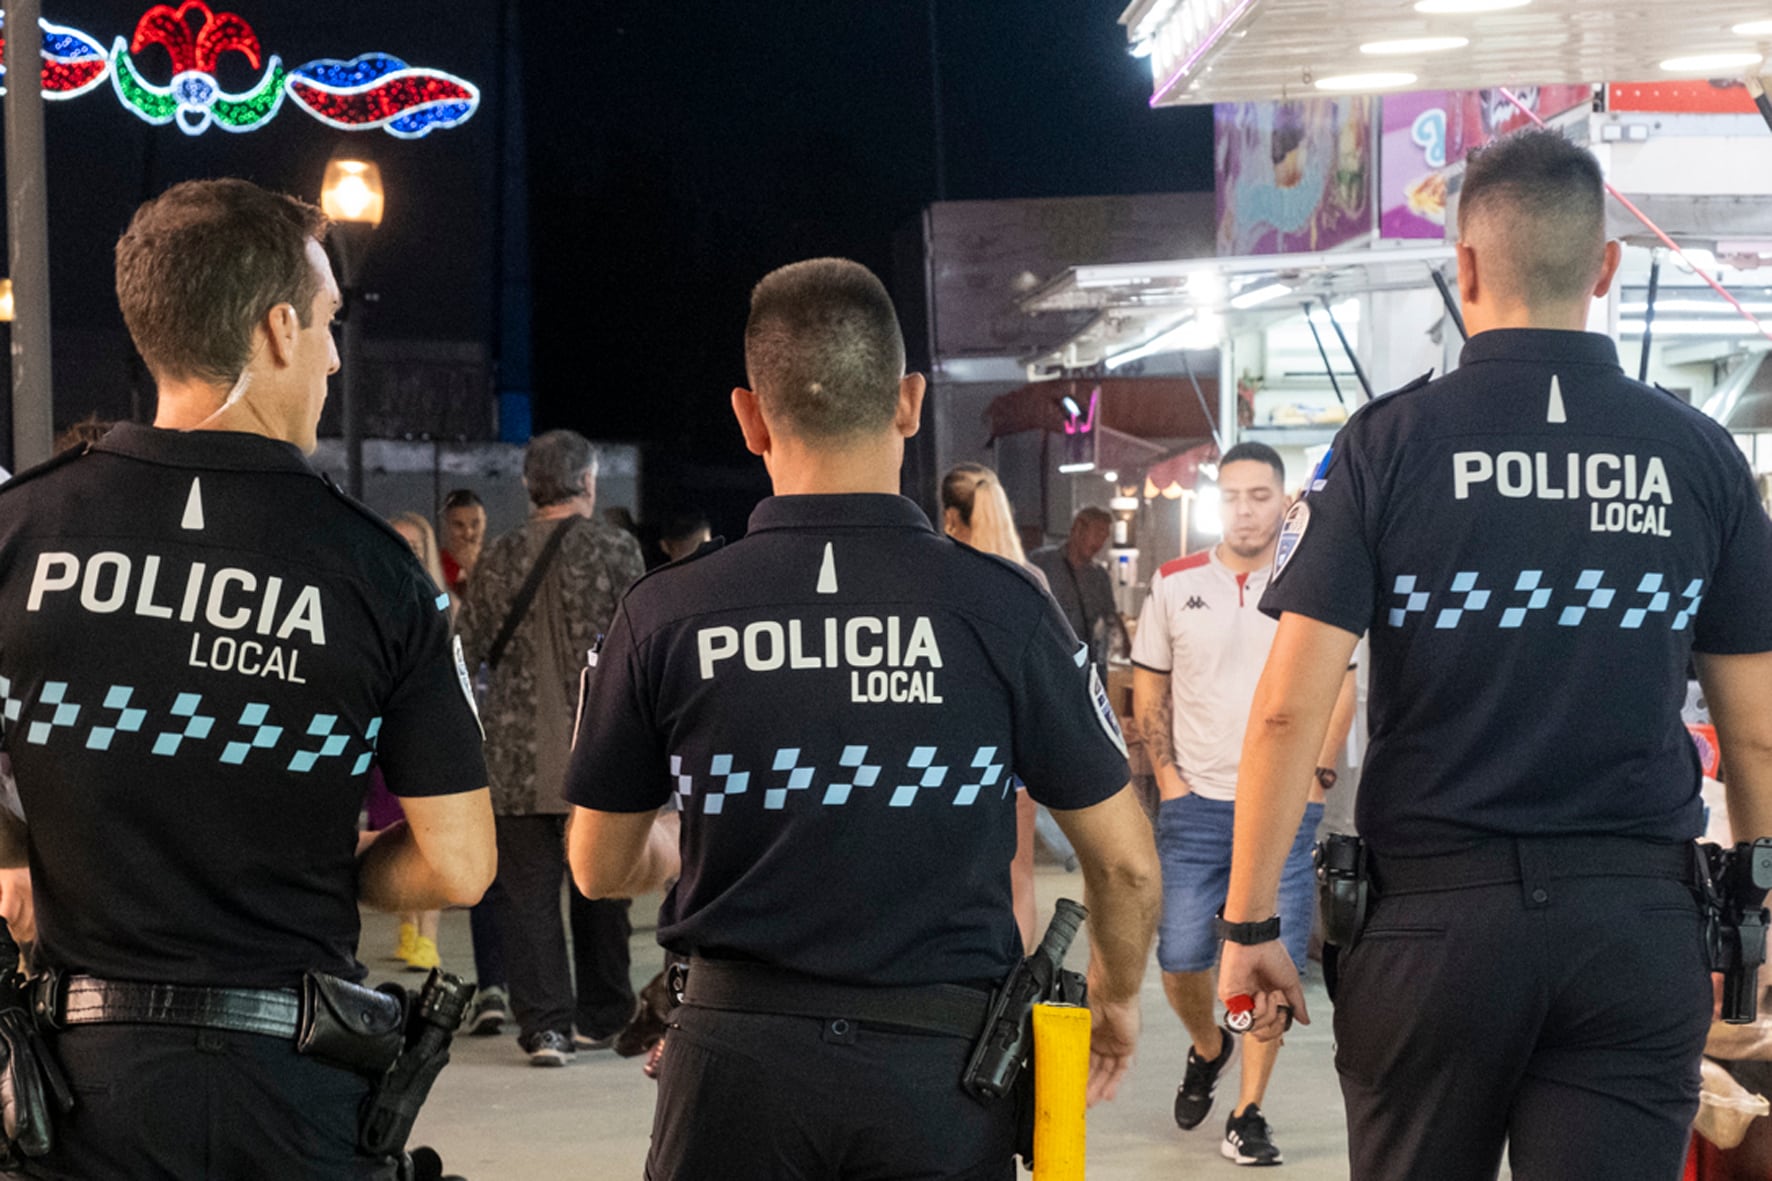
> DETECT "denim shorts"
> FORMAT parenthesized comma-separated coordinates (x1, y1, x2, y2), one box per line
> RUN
(1155, 792, 1324, 974)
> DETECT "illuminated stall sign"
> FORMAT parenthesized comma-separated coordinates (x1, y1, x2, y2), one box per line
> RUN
(0, 2, 479, 137)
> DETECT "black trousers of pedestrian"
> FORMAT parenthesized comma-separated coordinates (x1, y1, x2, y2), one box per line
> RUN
(5, 1025, 393, 1180)
(1335, 848, 1710, 1181)
(647, 1007, 1017, 1181)
(495, 812, 635, 1039)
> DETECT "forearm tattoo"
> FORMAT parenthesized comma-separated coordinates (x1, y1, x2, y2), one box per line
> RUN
(1139, 689, 1178, 772)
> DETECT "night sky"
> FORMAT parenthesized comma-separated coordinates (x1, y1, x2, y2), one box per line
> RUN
(14, 0, 1212, 528)
(522, 1, 1212, 530)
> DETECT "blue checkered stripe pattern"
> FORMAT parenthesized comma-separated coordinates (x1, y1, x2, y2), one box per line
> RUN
(1387, 571, 1704, 631)
(677, 745, 1010, 814)
(0, 679, 380, 774)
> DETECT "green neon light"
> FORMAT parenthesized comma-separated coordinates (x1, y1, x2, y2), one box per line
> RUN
(212, 59, 286, 131)
(109, 46, 176, 124)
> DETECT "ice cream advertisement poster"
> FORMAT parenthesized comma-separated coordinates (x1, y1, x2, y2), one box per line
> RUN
(1214, 98, 1373, 257)
(1379, 91, 1450, 241)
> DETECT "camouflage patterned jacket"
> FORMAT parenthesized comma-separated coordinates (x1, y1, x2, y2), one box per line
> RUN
(458, 515, 645, 815)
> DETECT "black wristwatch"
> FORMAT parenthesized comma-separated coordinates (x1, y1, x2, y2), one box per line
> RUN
(1214, 910, 1281, 946)
(1314, 766, 1339, 792)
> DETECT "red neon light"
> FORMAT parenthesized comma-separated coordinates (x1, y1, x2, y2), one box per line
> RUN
(131, 1, 260, 76)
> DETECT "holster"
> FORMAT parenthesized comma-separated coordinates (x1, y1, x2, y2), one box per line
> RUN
(295, 971, 406, 1078)
(1315, 833, 1371, 1004)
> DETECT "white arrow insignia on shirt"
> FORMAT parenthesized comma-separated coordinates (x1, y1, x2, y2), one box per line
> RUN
(1546, 375, 1567, 425)
(816, 542, 838, 594)
(181, 477, 206, 531)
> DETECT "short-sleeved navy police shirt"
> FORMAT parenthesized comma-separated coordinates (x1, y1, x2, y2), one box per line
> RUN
(0, 425, 487, 987)
(1263, 329, 1772, 857)
(563, 494, 1130, 988)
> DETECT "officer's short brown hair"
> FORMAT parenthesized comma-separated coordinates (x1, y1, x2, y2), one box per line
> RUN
(744, 258, 906, 440)
(115, 179, 329, 387)
(1457, 129, 1607, 309)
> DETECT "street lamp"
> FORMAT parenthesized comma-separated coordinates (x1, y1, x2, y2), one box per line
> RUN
(0, 279, 15, 323)
(319, 152, 384, 499)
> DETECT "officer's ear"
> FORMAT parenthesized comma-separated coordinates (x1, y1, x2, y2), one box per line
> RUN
(731, 387, 771, 458)
(1455, 241, 1480, 312)
(894, 373, 927, 440)
(261, 302, 301, 370)
(1591, 240, 1624, 299)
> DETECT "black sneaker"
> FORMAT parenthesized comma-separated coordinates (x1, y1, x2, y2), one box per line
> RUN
(519, 1029, 576, 1068)
(1174, 1025, 1239, 1130)
(1222, 1104, 1283, 1167)
(464, 987, 509, 1037)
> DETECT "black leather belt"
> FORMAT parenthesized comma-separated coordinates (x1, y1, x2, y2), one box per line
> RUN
(32, 975, 301, 1039)
(1371, 835, 1700, 896)
(681, 957, 991, 1040)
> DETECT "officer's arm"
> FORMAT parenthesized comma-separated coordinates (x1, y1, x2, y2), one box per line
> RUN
(1048, 787, 1160, 1001)
(567, 806, 680, 900)
(1695, 651, 1772, 842)
(1226, 614, 1360, 922)
(357, 788, 496, 911)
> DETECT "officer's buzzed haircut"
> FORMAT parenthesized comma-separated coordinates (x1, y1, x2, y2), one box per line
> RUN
(1458, 129, 1607, 309)
(744, 258, 906, 440)
(1220, 441, 1285, 484)
(524, 429, 599, 507)
(115, 178, 328, 387)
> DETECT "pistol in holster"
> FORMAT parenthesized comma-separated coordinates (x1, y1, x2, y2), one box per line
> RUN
(1314, 833, 1371, 1004)
(961, 898, 1089, 1170)
(1700, 838, 1772, 1024)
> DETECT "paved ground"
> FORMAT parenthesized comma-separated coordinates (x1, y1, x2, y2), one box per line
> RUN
(365, 866, 1373, 1180)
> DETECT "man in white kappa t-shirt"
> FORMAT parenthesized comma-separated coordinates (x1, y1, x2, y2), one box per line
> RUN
(1132, 442, 1357, 1167)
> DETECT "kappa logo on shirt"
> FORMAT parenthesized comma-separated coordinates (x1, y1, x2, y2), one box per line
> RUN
(1181, 596, 1209, 611)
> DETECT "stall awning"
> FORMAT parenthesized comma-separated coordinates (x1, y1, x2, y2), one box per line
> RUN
(1120, 0, 1772, 108)
(983, 377, 1221, 442)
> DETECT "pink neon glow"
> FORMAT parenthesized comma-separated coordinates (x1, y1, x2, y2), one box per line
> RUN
(1497, 86, 1772, 345)
(1149, 0, 1261, 109)
(1063, 387, 1101, 435)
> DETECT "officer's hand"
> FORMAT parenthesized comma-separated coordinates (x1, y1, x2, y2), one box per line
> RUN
(1218, 941, 1307, 1042)
(0, 867, 34, 947)
(1085, 991, 1139, 1106)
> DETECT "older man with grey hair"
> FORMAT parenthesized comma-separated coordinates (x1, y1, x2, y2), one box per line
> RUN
(459, 429, 647, 1066)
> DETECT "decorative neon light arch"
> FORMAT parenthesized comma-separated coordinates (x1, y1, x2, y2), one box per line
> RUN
(0, 2, 479, 137)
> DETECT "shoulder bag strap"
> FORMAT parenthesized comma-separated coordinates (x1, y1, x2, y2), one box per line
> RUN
(487, 518, 576, 671)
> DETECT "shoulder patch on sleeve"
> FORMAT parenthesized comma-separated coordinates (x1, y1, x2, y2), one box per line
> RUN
(1271, 499, 1310, 582)
(1089, 663, 1129, 757)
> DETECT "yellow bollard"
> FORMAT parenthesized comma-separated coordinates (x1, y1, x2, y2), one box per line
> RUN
(1031, 1001, 1091, 1180)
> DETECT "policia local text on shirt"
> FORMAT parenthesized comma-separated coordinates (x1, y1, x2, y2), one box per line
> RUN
(1219, 130, 1772, 1181)
(564, 259, 1162, 1180)
(0, 180, 495, 1180)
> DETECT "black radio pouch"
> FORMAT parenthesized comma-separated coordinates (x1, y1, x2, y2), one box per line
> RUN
(296, 972, 406, 1077)
(1315, 833, 1371, 1004)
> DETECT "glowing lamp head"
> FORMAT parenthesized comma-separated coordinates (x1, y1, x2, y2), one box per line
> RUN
(0, 279, 14, 324)
(320, 157, 385, 228)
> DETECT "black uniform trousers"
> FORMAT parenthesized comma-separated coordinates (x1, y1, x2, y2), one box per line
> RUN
(4, 1025, 393, 1180)
(494, 813, 635, 1040)
(647, 1007, 1017, 1181)
(1334, 839, 1710, 1181)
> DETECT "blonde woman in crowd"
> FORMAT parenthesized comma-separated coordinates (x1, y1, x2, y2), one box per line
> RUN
(374, 511, 454, 971)
(939, 463, 1044, 951)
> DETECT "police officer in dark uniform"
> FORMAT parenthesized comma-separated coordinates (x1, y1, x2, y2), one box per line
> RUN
(1216, 129, 1772, 1181)
(563, 258, 1162, 1179)
(0, 179, 495, 1178)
